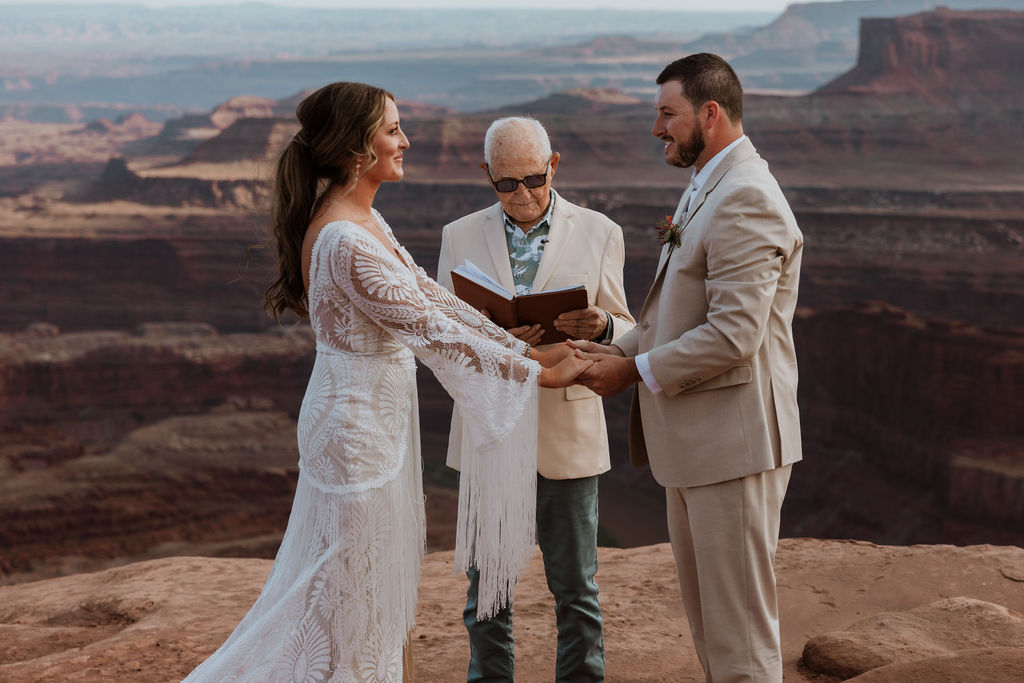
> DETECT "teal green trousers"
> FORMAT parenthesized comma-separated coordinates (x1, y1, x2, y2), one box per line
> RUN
(463, 473, 605, 682)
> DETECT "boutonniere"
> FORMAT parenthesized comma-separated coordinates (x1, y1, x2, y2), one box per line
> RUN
(656, 215, 681, 249)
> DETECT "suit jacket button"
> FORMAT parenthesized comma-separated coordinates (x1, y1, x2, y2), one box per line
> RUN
(641, 321, 650, 330)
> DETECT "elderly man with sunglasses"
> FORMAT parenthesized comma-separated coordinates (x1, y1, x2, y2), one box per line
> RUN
(437, 116, 634, 683)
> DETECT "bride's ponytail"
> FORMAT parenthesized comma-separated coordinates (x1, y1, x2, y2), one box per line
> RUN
(264, 82, 393, 320)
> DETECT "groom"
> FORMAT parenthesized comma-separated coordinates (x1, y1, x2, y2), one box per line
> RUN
(572, 53, 804, 682)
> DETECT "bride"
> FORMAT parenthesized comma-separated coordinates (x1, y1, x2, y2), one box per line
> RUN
(182, 82, 592, 682)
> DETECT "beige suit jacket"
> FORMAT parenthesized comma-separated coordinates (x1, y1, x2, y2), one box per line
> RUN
(615, 138, 803, 489)
(438, 190, 635, 479)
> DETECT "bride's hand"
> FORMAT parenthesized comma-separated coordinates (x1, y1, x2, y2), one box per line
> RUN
(538, 354, 594, 388)
(529, 342, 575, 368)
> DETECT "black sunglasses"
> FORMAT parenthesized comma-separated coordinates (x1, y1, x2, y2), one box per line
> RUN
(486, 162, 551, 193)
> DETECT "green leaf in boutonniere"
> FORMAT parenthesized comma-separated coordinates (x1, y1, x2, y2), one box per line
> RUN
(656, 215, 681, 249)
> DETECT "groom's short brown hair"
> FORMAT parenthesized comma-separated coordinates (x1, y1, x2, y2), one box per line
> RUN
(657, 53, 743, 122)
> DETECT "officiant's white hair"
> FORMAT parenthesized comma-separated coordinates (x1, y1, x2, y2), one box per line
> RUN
(483, 116, 552, 168)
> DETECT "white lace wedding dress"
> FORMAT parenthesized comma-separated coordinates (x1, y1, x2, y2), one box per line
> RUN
(184, 211, 539, 682)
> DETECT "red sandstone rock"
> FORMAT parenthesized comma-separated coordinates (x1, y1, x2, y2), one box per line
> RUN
(848, 647, 1024, 682)
(818, 9, 1024, 106)
(2, 540, 1023, 681)
(803, 597, 1024, 678)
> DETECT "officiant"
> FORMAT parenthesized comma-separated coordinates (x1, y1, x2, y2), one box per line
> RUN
(436, 115, 634, 683)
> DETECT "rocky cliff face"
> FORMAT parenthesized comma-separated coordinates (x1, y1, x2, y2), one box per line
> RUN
(0, 325, 468, 583)
(791, 304, 1024, 540)
(2, 173, 1021, 550)
(0, 206, 277, 333)
(818, 9, 1024, 105)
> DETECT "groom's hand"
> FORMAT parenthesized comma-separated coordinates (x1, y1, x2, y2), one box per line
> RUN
(566, 339, 623, 356)
(571, 346, 639, 398)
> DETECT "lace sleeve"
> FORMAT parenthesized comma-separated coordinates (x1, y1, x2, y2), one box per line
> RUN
(411, 261, 528, 352)
(326, 224, 538, 618)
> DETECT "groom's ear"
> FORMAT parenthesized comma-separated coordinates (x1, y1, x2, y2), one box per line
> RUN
(702, 101, 722, 130)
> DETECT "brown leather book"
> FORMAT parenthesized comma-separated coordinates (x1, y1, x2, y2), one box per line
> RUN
(450, 268, 588, 345)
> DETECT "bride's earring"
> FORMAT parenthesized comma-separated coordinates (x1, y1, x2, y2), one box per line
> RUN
(353, 160, 362, 183)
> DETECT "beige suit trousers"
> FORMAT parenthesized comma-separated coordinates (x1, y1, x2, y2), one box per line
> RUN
(665, 465, 792, 683)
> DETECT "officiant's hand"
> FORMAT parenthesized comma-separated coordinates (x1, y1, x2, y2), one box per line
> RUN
(554, 305, 607, 341)
(507, 323, 545, 346)
(567, 340, 638, 397)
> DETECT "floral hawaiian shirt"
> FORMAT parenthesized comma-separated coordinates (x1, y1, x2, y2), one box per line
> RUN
(503, 193, 555, 296)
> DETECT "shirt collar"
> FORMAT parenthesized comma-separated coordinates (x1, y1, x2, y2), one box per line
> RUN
(503, 191, 555, 235)
(689, 134, 747, 194)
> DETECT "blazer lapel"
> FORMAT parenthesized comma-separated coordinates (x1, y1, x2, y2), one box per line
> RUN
(680, 137, 756, 230)
(482, 203, 516, 292)
(644, 138, 758, 310)
(531, 190, 574, 292)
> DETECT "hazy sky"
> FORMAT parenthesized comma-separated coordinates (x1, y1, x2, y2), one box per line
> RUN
(0, 0, 817, 11)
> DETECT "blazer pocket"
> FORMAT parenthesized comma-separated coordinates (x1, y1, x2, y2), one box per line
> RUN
(682, 364, 752, 394)
(565, 384, 599, 401)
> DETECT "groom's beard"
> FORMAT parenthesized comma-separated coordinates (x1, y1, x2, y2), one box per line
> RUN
(667, 124, 705, 169)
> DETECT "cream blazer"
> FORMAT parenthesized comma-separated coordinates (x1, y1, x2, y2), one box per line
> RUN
(615, 139, 803, 488)
(437, 191, 635, 479)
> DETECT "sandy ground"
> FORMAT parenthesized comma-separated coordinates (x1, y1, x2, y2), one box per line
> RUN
(1, 539, 1023, 681)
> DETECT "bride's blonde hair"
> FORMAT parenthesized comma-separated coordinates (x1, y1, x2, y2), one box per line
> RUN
(264, 81, 393, 320)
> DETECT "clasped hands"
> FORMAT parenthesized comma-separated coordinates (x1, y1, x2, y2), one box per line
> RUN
(565, 339, 640, 397)
(530, 339, 639, 394)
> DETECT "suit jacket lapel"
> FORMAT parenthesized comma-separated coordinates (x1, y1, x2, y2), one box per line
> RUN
(646, 138, 758, 301)
(652, 187, 692, 278)
(532, 190, 574, 292)
(482, 203, 516, 292)
(680, 137, 756, 230)
(650, 187, 690, 284)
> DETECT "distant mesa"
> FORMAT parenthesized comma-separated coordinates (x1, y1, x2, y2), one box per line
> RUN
(138, 112, 221, 157)
(134, 96, 279, 158)
(208, 96, 279, 129)
(77, 112, 159, 136)
(183, 117, 296, 165)
(80, 118, 118, 134)
(816, 8, 1024, 104)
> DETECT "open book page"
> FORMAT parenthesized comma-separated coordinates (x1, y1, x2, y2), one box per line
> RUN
(453, 260, 513, 300)
(450, 262, 520, 329)
(450, 260, 589, 343)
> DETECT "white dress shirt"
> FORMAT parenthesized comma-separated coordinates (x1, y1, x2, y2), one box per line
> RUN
(634, 135, 748, 394)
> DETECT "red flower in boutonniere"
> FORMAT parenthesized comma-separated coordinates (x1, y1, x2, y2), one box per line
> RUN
(656, 215, 681, 249)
